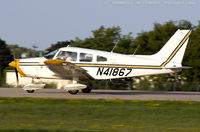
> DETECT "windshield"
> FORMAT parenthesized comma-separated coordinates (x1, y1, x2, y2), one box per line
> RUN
(44, 50, 58, 59)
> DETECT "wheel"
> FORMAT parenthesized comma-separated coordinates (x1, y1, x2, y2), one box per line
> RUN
(26, 90, 35, 93)
(68, 90, 79, 94)
(81, 88, 92, 93)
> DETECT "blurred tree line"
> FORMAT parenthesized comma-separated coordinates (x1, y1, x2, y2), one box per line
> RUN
(8, 45, 34, 59)
(8, 45, 44, 59)
(46, 20, 200, 91)
(0, 39, 13, 86)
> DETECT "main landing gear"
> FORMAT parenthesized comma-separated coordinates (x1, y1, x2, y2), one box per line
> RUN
(68, 86, 92, 95)
(26, 90, 35, 93)
(68, 90, 79, 94)
(67, 82, 93, 95)
(65, 77, 93, 95)
(81, 87, 92, 93)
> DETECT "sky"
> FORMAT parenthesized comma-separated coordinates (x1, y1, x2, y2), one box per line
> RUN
(0, 0, 199, 50)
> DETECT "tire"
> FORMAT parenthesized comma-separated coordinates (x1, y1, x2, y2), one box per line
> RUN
(81, 88, 92, 93)
(68, 90, 79, 94)
(26, 90, 35, 93)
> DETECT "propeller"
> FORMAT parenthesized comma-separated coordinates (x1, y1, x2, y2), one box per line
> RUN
(9, 55, 20, 86)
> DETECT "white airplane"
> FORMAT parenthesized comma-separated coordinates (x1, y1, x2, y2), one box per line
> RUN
(9, 29, 192, 94)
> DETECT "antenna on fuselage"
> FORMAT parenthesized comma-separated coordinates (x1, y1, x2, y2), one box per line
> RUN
(133, 44, 140, 55)
(111, 40, 119, 53)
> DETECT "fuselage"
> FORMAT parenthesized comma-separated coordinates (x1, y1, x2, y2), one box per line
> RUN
(14, 47, 176, 80)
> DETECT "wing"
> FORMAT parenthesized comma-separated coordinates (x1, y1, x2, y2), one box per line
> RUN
(44, 59, 94, 81)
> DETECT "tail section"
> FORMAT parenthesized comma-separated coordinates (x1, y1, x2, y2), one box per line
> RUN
(152, 29, 191, 68)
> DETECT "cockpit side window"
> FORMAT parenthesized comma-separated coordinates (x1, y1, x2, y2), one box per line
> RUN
(44, 50, 58, 59)
(56, 51, 77, 62)
(97, 55, 107, 62)
(80, 53, 93, 62)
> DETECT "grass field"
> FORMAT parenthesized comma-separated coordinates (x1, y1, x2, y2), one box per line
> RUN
(0, 97, 200, 132)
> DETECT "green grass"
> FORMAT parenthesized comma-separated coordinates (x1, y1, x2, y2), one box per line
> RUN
(0, 98, 200, 132)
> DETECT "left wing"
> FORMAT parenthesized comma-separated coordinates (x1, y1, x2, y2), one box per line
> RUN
(44, 59, 94, 81)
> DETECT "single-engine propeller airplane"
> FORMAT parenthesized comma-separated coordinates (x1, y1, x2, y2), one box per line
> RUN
(9, 29, 192, 94)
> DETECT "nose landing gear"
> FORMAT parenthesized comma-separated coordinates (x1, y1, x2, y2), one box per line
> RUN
(23, 83, 45, 93)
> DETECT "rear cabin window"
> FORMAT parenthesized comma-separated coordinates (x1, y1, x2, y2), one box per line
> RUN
(80, 53, 93, 62)
(56, 51, 77, 62)
(97, 56, 107, 62)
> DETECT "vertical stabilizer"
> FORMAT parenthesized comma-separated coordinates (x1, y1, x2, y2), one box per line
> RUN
(151, 29, 191, 67)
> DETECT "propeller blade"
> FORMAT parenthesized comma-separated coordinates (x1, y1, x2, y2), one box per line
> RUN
(15, 69, 19, 86)
(13, 55, 19, 86)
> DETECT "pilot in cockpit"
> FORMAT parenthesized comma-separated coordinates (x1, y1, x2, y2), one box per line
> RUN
(65, 51, 73, 61)
(56, 51, 77, 62)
